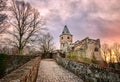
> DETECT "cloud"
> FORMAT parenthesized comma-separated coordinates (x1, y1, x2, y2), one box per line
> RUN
(17, 0, 120, 48)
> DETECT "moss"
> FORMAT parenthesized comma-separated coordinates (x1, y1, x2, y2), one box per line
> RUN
(67, 51, 101, 65)
(67, 51, 92, 64)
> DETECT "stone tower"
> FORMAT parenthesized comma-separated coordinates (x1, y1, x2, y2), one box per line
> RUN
(60, 25, 73, 52)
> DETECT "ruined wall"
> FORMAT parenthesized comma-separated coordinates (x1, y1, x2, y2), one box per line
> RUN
(72, 37, 102, 61)
(73, 38, 87, 51)
(0, 57, 40, 82)
(56, 57, 120, 82)
(86, 38, 101, 60)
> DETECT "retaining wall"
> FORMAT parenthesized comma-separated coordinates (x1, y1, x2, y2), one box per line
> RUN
(56, 57, 120, 82)
(0, 57, 40, 82)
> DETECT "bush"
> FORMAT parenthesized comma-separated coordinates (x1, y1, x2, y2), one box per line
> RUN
(67, 51, 92, 63)
(79, 57, 91, 64)
(67, 51, 79, 60)
(0, 53, 7, 78)
(91, 59, 99, 64)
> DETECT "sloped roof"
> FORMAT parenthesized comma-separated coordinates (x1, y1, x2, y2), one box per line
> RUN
(62, 25, 72, 35)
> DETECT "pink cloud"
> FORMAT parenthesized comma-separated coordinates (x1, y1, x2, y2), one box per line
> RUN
(8, 0, 120, 48)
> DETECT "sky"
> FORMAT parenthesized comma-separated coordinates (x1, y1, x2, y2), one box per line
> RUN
(17, 0, 120, 49)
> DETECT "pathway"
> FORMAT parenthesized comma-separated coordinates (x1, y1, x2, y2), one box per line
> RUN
(36, 59, 84, 82)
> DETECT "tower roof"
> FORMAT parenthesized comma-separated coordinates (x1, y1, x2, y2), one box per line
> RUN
(62, 25, 72, 35)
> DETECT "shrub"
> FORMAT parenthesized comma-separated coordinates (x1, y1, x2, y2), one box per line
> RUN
(91, 59, 99, 64)
(79, 57, 91, 64)
(0, 53, 7, 78)
(67, 51, 79, 60)
(67, 51, 92, 63)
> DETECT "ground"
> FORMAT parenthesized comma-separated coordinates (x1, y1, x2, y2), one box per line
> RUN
(36, 59, 84, 82)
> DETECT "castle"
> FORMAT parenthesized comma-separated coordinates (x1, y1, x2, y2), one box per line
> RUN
(60, 25, 103, 61)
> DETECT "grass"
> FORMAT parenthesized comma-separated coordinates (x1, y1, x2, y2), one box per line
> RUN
(67, 51, 100, 64)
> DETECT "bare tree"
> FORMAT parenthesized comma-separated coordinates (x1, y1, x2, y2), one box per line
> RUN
(107, 48, 113, 63)
(0, 0, 7, 34)
(112, 43, 120, 62)
(101, 43, 109, 62)
(7, 0, 44, 55)
(102, 43, 114, 63)
(38, 33, 54, 58)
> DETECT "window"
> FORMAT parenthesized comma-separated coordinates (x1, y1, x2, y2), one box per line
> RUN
(67, 36, 70, 39)
(94, 47, 99, 52)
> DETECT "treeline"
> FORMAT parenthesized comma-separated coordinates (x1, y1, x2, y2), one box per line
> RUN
(101, 43, 120, 70)
(102, 43, 120, 63)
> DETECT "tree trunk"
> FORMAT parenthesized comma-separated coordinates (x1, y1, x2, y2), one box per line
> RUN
(18, 48, 23, 55)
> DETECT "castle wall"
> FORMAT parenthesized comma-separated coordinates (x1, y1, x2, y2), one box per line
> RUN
(59, 26, 103, 61)
(72, 37, 103, 61)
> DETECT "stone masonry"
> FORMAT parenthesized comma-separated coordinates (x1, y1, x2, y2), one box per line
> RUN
(56, 57, 120, 82)
(0, 57, 40, 82)
(72, 37, 102, 61)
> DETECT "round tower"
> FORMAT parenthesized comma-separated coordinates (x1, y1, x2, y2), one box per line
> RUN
(60, 25, 73, 52)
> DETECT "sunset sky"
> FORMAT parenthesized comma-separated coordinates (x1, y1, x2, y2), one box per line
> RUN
(17, 0, 120, 49)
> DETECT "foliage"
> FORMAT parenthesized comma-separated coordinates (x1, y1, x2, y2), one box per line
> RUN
(67, 51, 100, 64)
(59, 52, 66, 58)
(91, 59, 99, 64)
(67, 51, 78, 60)
(108, 62, 120, 69)
(112, 43, 120, 62)
(79, 57, 91, 64)
(0, 53, 7, 78)
(101, 43, 109, 62)
(102, 43, 120, 63)
(67, 51, 91, 63)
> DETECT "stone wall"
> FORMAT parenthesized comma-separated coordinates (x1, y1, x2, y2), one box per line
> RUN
(56, 57, 120, 82)
(6, 55, 38, 75)
(71, 37, 102, 61)
(0, 57, 40, 82)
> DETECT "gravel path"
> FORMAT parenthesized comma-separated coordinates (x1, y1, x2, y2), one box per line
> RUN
(36, 59, 84, 82)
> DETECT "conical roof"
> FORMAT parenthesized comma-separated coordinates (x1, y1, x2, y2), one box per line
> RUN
(62, 25, 72, 35)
